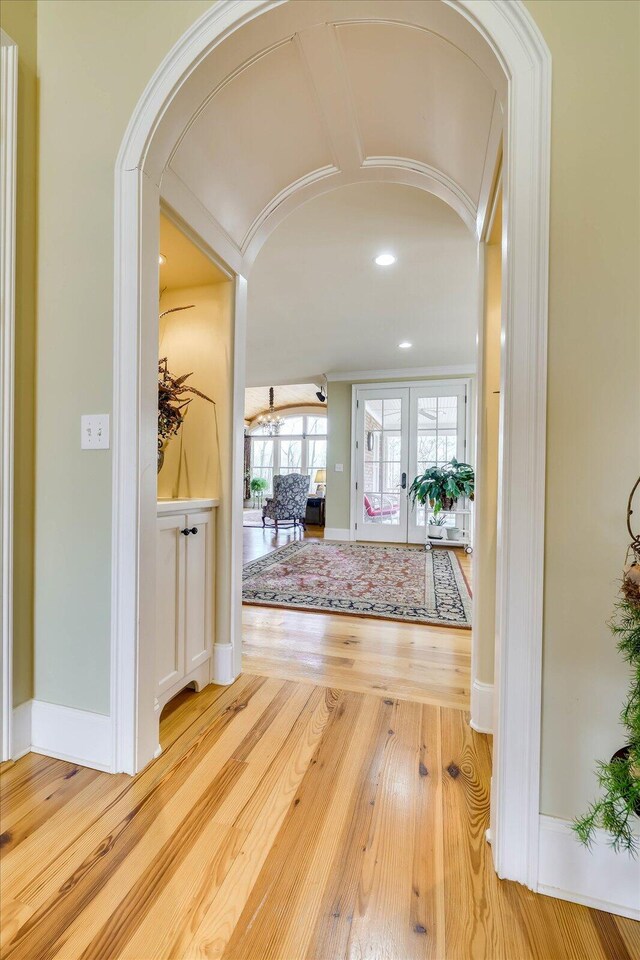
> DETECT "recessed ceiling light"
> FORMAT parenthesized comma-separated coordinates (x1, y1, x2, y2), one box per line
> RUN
(374, 253, 396, 266)
(398, 341, 413, 349)
(158, 254, 166, 265)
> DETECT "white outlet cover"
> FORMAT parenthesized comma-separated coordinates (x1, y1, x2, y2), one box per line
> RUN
(81, 414, 110, 450)
(335, 463, 344, 472)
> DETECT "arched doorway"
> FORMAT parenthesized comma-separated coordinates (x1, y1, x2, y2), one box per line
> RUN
(111, 0, 550, 890)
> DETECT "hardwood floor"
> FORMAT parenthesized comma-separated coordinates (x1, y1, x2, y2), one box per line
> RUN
(2, 676, 638, 959)
(242, 525, 471, 711)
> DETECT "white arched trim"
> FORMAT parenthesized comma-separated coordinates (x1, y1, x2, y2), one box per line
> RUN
(162, 159, 478, 278)
(247, 405, 327, 433)
(112, 0, 550, 897)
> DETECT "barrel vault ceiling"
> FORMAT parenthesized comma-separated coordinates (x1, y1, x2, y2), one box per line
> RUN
(161, 0, 503, 274)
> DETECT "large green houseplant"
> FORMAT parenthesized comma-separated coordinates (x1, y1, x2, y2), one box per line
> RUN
(408, 458, 475, 517)
(573, 478, 640, 854)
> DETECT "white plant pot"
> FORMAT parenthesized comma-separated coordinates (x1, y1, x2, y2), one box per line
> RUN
(447, 526, 462, 541)
(428, 524, 445, 539)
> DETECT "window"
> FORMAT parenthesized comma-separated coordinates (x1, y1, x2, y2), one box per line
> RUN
(249, 414, 327, 494)
(250, 438, 274, 494)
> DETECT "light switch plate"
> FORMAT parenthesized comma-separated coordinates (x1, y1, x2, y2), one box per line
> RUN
(81, 414, 110, 450)
(335, 463, 344, 472)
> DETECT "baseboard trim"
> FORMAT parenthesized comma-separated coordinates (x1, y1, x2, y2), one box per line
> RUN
(538, 815, 640, 920)
(324, 527, 351, 541)
(470, 679, 493, 734)
(212, 643, 237, 685)
(12, 699, 32, 760)
(30, 700, 114, 772)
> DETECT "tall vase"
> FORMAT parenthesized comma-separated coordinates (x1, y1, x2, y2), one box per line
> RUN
(157, 438, 168, 473)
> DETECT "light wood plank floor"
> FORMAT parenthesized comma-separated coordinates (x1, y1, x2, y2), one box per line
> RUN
(242, 525, 471, 711)
(2, 676, 638, 959)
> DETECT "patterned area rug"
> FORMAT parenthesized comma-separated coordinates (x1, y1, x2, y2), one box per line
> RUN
(243, 508, 264, 528)
(242, 540, 472, 627)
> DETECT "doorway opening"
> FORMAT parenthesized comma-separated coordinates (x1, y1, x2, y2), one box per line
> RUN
(113, 0, 550, 892)
(352, 380, 471, 546)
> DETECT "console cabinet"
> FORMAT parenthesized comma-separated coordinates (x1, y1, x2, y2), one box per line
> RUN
(156, 499, 218, 711)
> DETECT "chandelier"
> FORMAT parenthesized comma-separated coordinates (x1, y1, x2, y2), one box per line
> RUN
(257, 387, 285, 436)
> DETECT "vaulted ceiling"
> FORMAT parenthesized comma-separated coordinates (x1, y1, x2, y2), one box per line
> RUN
(160, 0, 503, 275)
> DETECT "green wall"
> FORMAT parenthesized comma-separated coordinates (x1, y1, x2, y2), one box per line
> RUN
(0, 1, 37, 706)
(34, 0, 212, 715)
(21, 0, 640, 823)
(325, 383, 353, 531)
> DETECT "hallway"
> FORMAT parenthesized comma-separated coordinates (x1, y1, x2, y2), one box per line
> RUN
(1, 674, 638, 959)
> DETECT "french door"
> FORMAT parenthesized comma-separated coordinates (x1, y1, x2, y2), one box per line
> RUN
(354, 382, 468, 544)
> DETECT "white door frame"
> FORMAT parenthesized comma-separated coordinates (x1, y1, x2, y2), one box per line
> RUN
(352, 386, 411, 544)
(112, 0, 550, 891)
(350, 379, 472, 544)
(1, 30, 18, 763)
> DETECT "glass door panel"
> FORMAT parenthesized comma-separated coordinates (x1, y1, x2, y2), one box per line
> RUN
(356, 390, 409, 542)
(408, 384, 467, 544)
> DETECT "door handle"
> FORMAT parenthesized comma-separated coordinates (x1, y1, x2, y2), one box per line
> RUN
(401, 472, 407, 489)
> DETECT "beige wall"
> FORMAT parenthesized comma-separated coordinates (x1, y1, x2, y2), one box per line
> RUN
(325, 383, 353, 531)
(158, 281, 235, 649)
(158, 286, 227, 501)
(28, 0, 640, 822)
(525, 0, 640, 818)
(0, 1, 37, 707)
(33, 0, 212, 715)
(474, 206, 502, 686)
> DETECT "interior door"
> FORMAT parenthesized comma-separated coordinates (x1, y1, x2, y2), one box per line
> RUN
(355, 388, 410, 542)
(407, 383, 468, 544)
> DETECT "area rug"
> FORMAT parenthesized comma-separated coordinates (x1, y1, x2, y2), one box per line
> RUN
(243, 508, 264, 528)
(242, 540, 472, 627)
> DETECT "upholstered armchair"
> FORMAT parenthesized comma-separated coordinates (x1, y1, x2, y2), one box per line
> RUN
(262, 473, 310, 530)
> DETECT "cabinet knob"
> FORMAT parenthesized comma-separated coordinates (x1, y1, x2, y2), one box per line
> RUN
(181, 528, 191, 536)
(190, 526, 198, 535)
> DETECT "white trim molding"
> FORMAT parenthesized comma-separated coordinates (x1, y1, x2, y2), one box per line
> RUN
(326, 364, 476, 383)
(538, 816, 640, 921)
(31, 701, 114, 772)
(1, 30, 18, 764)
(470, 679, 494, 734)
(12, 699, 32, 761)
(451, 0, 551, 892)
(323, 527, 351, 542)
(212, 643, 237, 686)
(111, 0, 551, 904)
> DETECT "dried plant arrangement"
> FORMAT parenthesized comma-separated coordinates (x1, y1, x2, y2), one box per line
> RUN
(573, 476, 640, 854)
(158, 305, 215, 472)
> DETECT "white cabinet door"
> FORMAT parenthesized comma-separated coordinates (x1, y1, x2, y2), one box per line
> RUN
(184, 510, 214, 674)
(156, 514, 186, 696)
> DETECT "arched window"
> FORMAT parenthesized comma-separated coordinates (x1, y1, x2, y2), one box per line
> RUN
(249, 414, 327, 495)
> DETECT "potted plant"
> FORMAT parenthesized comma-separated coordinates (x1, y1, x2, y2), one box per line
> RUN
(409, 458, 475, 517)
(427, 513, 447, 539)
(158, 350, 214, 472)
(574, 481, 640, 853)
(250, 476, 268, 508)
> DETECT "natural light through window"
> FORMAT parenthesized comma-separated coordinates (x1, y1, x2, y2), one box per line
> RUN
(249, 414, 327, 495)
